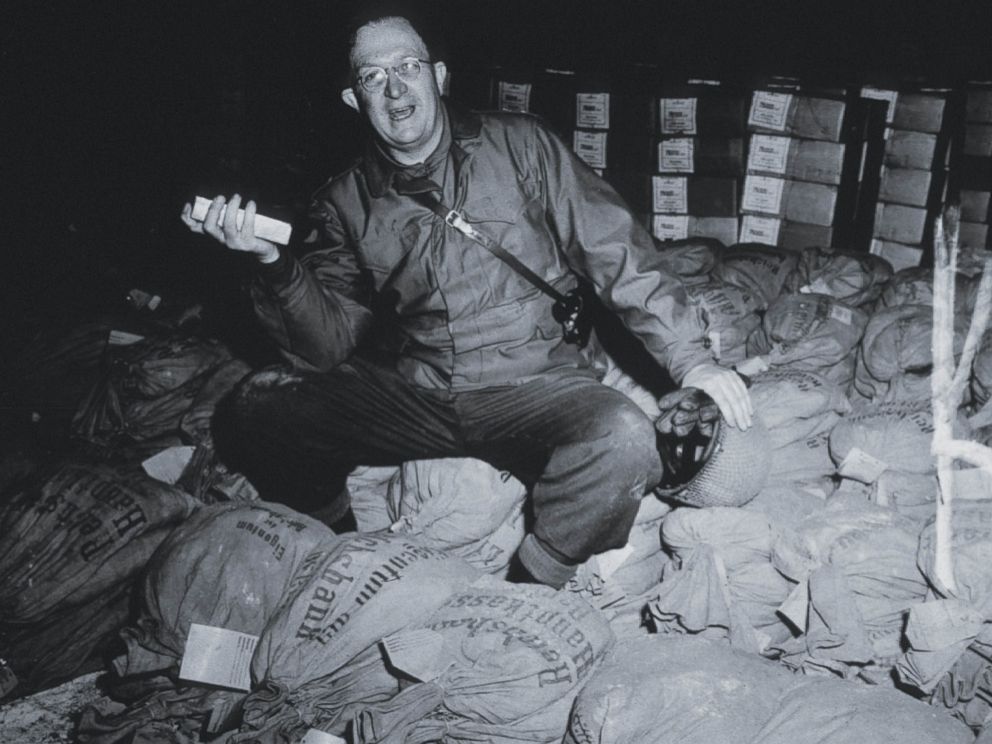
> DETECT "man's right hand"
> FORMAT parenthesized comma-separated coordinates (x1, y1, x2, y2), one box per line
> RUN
(180, 194, 280, 264)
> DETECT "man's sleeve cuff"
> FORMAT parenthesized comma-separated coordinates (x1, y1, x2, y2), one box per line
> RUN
(255, 249, 294, 287)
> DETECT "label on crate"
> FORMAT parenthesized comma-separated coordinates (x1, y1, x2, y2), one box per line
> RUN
(652, 177, 689, 213)
(658, 138, 695, 172)
(741, 175, 785, 214)
(651, 214, 690, 240)
(498, 81, 531, 112)
(573, 130, 607, 169)
(870, 240, 923, 272)
(748, 134, 790, 174)
(861, 86, 899, 124)
(576, 92, 610, 129)
(748, 91, 793, 131)
(660, 98, 697, 134)
(739, 215, 781, 245)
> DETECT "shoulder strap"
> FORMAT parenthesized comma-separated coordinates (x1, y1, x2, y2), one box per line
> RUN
(408, 189, 568, 303)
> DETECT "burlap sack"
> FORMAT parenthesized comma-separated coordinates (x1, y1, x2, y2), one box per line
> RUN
(0, 460, 198, 624)
(786, 246, 893, 307)
(750, 677, 973, 744)
(564, 635, 794, 744)
(252, 533, 479, 691)
(711, 243, 802, 307)
(747, 293, 868, 387)
(354, 577, 613, 744)
(685, 281, 763, 363)
(384, 458, 527, 575)
(115, 501, 333, 678)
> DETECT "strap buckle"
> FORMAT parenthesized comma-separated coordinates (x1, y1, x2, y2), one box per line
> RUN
(444, 209, 463, 228)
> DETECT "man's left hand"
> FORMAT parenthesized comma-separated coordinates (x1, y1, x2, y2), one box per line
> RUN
(680, 363, 753, 430)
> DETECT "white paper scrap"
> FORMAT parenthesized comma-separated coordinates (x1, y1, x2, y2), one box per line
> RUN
(300, 730, 348, 744)
(381, 629, 450, 682)
(142, 445, 196, 485)
(179, 624, 258, 692)
(838, 447, 889, 484)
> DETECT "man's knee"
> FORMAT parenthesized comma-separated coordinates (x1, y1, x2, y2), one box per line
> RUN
(596, 401, 662, 485)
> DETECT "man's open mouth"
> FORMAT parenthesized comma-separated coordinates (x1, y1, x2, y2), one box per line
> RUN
(389, 106, 415, 121)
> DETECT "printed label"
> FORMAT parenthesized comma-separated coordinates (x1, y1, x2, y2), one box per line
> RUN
(498, 81, 531, 112)
(576, 92, 610, 129)
(838, 446, 889, 483)
(829, 304, 853, 325)
(573, 130, 607, 169)
(739, 215, 781, 244)
(658, 138, 695, 172)
(742, 175, 785, 214)
(861, 86, 899, 124)
(748, 91, 793, 131)
(748, 134, 791, 173)
(651, 214, 690, 240)
(301, 730, 348, 744)
(660, 98, 698, 134)
(179, 624, 258, 692)
(652, 176, 689, 213)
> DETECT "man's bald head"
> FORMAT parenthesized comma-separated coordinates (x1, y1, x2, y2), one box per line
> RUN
(348, 16, 430, 72)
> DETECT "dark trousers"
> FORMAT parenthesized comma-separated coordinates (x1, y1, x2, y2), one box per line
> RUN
(213, 357, 662, 578)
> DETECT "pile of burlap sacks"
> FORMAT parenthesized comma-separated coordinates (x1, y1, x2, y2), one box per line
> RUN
(2, 241, 992, 743)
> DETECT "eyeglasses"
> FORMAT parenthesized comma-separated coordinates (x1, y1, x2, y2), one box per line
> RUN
(355, 57, 431, 93)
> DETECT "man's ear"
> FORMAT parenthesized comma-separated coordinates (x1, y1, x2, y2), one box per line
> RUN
(432, 61, 448, 94)
(341, 87, 360, 112)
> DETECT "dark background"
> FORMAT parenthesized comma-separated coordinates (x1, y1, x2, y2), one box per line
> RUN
(4, 0, 992, 333)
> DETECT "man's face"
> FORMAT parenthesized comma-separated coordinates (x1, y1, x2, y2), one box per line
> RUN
(342, 18, 447, 164)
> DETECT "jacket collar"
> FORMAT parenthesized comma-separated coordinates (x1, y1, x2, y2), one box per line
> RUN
(363, 103, 482, 198)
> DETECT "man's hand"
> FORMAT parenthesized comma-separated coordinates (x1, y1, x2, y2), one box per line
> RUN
(680, 363, 753, 430)
(180, 194, 280, 264)
(656, 388, 721, 438)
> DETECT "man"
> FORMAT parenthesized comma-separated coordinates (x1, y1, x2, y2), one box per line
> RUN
(181, 9, 752, 588)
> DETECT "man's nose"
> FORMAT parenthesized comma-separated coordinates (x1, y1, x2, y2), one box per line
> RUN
(384, 69, 407, 98)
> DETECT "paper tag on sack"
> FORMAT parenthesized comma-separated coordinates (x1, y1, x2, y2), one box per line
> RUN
(652, 176, 688, 213)
(108, 329, 146, 346)
(652, 215, 690, 241)
(800, 278, 833, 296)
(381, 629, 451, 682)
(594, 544, 635, 581)
(735, 356, 770, 377)
(778, 579, 809, 631)
(742, 175, 785, 214)
(968, 399, 992, 430)
(905, 600, 985, 651)
(749, 134, 790, 173)
(829, 305, 853, 325)
(952, 467, 992, 500)
(300, 730, 348, 744)
(838, 447, 889, 483)
(142, 445, 196, 485)
(179, 624, 258, 692)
